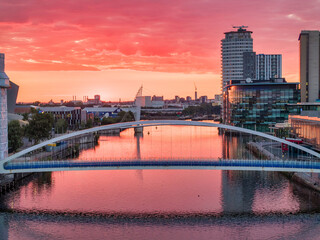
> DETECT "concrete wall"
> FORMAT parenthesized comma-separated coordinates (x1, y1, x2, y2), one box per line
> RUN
(0, 88, 8, 160)
(0, 53, 9, 160)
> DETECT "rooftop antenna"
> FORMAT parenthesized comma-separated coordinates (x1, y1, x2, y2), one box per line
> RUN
(232, 25, 248, 30)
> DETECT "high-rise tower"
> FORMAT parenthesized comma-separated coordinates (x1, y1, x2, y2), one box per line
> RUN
(299, 30, 320, 102)
(221, 26, 253, 90)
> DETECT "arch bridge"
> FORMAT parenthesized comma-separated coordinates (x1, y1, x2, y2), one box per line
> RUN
(2, 120, 320, 174)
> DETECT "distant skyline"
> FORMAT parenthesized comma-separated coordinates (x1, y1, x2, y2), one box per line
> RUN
(1, 0, 320, 102)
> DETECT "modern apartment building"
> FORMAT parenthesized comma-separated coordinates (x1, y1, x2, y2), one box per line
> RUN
(299, 30, 320, 102)
(221, 26, 253, 90)
(243, 53, 282, 80)
(39, 106, 82, 129)
(256, 54, 282, 80)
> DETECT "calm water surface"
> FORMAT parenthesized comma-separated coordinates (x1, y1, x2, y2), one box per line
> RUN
(1, 126, 320, 239)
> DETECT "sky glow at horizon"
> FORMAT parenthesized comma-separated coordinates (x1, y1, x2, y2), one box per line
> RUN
(1, 0, 320, 102)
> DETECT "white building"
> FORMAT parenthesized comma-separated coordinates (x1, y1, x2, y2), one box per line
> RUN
(135, 96, 152, 107)
(221, 26, 253, 90)
(256, 54, 282, 80)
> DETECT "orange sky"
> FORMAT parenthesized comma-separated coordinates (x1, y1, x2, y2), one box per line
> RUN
(1, 0, 320, 102)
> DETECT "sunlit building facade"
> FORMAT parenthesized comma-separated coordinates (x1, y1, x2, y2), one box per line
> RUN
(290, 115, 320, 150)
(223, 78, 300, 132)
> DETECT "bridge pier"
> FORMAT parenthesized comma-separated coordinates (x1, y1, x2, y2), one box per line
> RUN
(134, 126, 143, 134)
(0, 53, 15, 190)
(0, 53, 9, 160)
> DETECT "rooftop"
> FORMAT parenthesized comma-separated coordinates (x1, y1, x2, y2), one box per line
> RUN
(224, 26, 252, 35)
(290, 115, 320, 124)
(40, 106, 81, 112)
(288, 102, 320, 106)
(225, 78, 299, 88)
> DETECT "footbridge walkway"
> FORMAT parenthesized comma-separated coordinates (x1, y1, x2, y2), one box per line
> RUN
(2, 120, 320, 174)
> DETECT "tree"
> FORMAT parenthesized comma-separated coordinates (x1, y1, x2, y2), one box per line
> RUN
(101, 117, 116, 125)
(25, 112, 54, 144)
(101, 111, 135, 125)
(8, 120, 23, 152)
(85, 118, 93, 128)
(182, 103, 221, 116)
(22, 112, 29, 121)
(93, 116, 101, 126)
(117, 111, 135, 122)
(33, 101, 40, 106)
(55, 119, 68, 134)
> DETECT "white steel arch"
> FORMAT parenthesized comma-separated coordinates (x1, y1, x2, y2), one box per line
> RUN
(3, 120, 320, 165)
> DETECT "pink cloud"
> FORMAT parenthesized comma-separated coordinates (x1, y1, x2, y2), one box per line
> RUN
(0, 0, 319, 79)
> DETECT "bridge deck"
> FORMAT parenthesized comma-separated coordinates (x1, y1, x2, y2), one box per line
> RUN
(3, 159, 320, 173)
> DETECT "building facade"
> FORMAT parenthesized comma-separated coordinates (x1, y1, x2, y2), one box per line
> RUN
(290, 115, 320, 150)
(243, 53, 282, 81)
(256, 54, 282, 80)
(223, 78, 300, 132)
(243, 52, 256, 80)
(7, 81, 19, 114)
(135, 96, 152, 107)
(287, 102, 320, 118)
(299, 30, 320, 102)
(39, 107, 82, 129)
(221, 26, 253, 90)
(152, 95, 163, 101)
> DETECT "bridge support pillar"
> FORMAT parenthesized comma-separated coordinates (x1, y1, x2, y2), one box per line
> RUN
(0, 53, 10, 160)
(134, 126, 143, 133)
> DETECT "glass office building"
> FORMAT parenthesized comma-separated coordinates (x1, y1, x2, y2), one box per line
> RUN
(223, 78, 300, 132)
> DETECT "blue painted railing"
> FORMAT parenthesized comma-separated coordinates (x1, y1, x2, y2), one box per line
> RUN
(4, 159, 320, 171)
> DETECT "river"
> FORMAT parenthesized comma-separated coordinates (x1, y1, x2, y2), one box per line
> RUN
(1, 125, 320, 239)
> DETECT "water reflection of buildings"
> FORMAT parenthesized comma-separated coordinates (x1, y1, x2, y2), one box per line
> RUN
(290, 182, 320, 212)
(221, 135, 287, 213)
(135, 132, 142, 160)
(221, 171, 258, 213)
(0, 214, 8, 240)
(134, 132, 144, 181)
(221, 134, 253, 160)
(221, 170, 289, 213)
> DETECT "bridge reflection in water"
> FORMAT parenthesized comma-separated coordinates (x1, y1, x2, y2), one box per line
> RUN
(2, 120, 320, 174)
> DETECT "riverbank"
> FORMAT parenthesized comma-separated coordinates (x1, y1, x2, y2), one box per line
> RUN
(0, 132, 101, 195)
(247, 141, 320, 192)
(0, 173, 33, 194)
